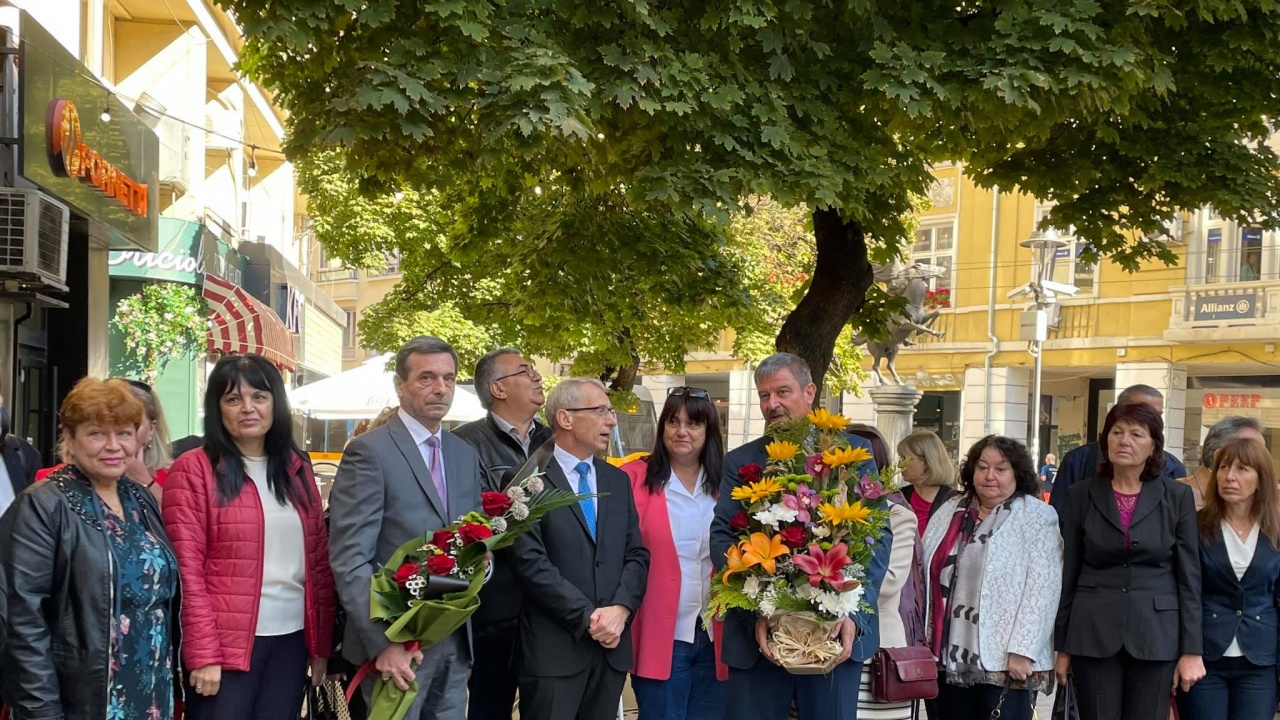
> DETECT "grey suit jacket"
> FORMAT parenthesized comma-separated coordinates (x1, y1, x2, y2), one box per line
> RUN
(329, 412, 487, 662)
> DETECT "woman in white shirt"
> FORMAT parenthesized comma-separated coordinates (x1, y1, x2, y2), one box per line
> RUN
(621, 387, 726, 720)
(1179, 436, 1280, 720)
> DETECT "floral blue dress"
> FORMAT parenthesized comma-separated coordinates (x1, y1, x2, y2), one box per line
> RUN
(102, 488, 177, 720)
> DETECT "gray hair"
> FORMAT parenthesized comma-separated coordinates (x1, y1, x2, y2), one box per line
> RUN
(395, 336, 458, 380)
(1118, 383, 1163, 405)
(754, 352, 813, 388)
(473, 348, 522, 410)
(1201, 416, 1265, 468)
(545, 377, 608, 433)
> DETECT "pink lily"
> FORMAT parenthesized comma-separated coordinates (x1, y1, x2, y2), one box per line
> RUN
(781, 493, 811, 523)
(791, 543, 853, 590)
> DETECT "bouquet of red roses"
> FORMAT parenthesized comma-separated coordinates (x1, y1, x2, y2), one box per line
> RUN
(350, 473, 587, 720)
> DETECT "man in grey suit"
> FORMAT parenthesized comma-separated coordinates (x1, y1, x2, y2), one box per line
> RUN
(329, 336, 487, 720)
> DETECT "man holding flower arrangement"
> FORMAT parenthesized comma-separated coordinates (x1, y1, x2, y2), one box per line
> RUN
(709, 353, 894, 720)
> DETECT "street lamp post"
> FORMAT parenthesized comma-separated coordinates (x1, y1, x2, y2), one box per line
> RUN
(1016, 229, 1076, 467)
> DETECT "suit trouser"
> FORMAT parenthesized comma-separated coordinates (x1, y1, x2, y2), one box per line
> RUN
(185, 631, 307, 720)
(1071, 649, 1176, 720)
(467, 621, 520, 720)
(518, 647, 627, 720)
(361, 631, 468, 720)
(725, 656, 865, 720)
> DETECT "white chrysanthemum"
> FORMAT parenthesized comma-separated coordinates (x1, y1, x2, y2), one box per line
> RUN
(811, 525, 831, 539)
(405, 575, 427, 599)
(759, 588, 779, 617)
(511, 502, 530, 521)
(506, 486, 527, 502)
(743, 575, 762, 599)
(490, 516, 508, 533)
(753, 504, 798, 529)
(524, 476, 545, 494)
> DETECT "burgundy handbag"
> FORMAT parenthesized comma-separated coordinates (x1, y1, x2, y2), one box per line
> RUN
(870, 646, 939, 703)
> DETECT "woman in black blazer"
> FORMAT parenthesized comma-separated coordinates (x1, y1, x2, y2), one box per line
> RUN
(1180, 436, 1280, 720)
(1055, 402, 1205, 720)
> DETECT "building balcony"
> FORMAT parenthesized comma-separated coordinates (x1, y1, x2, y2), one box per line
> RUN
(1166, 280, 1279, 342)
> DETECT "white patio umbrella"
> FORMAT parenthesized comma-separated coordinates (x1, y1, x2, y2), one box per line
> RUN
(288, 353, 485, 422)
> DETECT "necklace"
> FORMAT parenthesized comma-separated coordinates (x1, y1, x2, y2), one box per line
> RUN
(1226, 518, 1253, 541)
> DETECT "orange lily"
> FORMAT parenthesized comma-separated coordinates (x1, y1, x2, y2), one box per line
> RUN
(722, 544, 748, 584)
(739, 532, 790, 575)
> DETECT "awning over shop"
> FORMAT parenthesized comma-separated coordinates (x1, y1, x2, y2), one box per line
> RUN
(202, 274, 297, 372)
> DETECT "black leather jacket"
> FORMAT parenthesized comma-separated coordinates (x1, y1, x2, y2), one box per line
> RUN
(452, 413, 551, 635)
(2, 466, 180, 720)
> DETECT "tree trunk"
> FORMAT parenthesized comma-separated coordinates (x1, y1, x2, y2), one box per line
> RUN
(775, 207, 875, 401)
(604, 327, 642, 392)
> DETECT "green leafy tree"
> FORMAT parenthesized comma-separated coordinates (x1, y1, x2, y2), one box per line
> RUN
(112, 283, 207, 385)
(229, 0, 1280, 393)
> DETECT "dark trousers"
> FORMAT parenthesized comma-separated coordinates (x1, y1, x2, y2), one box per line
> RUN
(467, 623, 519, 720)
(185, 631, 307, 720)
(931, 681, 1034, 720)
(518, 647, 627, 720)
(725, 657, 864, 720)
(631, 625, 727, 720)
(1179, 655, 1277, 720)
(1071, 650, 1177, 720)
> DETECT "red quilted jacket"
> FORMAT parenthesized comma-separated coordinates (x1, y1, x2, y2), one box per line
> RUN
(162, 448, 336, 671)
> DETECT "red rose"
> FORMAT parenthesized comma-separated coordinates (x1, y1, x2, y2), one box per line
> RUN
(482, 490, 514, 517)
(424, 554, 457, 576)
(431, 529, 456, 550)
(393, 561, 419, 587)
(779, 525, 807, 548)
(730, 511, 750, 531)
(458, 522, 494, 545)
(738, 463, 763, 484)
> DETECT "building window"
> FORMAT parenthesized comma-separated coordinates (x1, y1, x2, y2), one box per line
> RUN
(374, 250, 402, 277)
(342, 309, 358, 348)
(1194, 208, 1269, 284)
(1034, 202, 1096, 295)
(912, 222, 955, 296)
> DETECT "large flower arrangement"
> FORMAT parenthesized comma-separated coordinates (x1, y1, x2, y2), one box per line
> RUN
(709, 409, 895, 673)
(350, 474, 587, 720)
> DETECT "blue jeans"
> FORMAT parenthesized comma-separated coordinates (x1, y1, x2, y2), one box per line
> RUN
(631, 626, 727, 720)
(1181, 655, 1277, 720)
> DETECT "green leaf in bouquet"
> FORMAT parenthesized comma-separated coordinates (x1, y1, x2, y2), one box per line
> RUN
(487, 488, 597, 551)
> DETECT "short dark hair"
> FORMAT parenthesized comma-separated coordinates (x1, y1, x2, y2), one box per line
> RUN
(846, 423, 890, 471)
(958, 435, 1040, 501)
(643, 391, 724, 497)
(1118, 384, 1163, 405)
(1097, 402, 1166, 482)
(396, 336, 458, 380)
(474, 348, 521, 410)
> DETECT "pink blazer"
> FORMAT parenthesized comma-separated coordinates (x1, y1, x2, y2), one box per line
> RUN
(622, 459, 728, 681)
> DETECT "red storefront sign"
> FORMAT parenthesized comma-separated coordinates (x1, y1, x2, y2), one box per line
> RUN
(1202, 392, 1262, 409)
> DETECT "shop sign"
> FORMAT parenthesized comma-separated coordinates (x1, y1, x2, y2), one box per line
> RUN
(110, 218, 241, 285)
(1202, 392, 1263, 410)
(1192, 291, 1256, 322)
(47, 100, 147, 217)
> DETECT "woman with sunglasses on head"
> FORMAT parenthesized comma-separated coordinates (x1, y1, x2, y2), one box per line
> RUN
(163, 354, 336, 720)
(622, 386, 728, 720)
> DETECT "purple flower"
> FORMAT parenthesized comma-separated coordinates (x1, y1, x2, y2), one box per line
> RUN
(856, 475, 887, 501)
(805, 454, 829, 479)
(781, 493, 811, 524)
(864, 536, 876, 546)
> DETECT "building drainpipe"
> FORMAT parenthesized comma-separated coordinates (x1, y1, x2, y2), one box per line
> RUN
(984, 186, 1001, 435)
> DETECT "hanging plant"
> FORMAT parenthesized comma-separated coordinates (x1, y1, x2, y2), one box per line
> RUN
(112, 282, 208, 385)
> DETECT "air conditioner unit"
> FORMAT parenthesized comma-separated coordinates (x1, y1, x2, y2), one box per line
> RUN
(0, 188, 70, 290)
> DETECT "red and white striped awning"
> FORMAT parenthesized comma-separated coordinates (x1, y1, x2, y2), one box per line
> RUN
(201, 274, 297, 372)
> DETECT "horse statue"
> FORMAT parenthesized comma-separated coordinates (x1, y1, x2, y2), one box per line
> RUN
(851, 261, 946, 384)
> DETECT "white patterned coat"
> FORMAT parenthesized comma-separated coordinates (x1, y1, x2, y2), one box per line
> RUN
(921, 495, 1064, 672)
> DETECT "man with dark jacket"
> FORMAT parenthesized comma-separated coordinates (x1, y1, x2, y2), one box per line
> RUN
(1048, 383, 1188, 518)
(452, 348, 551, 720)
(0, 389, 39, 514)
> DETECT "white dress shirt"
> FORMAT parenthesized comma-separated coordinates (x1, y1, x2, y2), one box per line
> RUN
(0, 454, 16, 515)
(553, 445, 597, 516)
(245, 456, 306, 635)
(666, 470, 715, 643)
(399, 408, 447, 489)
(1221, 519, 1259, 657)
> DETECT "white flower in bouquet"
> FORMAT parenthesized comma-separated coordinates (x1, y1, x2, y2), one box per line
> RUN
(743, 575, 762, 599)
(759, 587, 779, 617)
(490, 516, 508, 533)
(753, 503, 798, 529)
(524, 476, 545, 494)
(506, 486, 527, 502)
(815, 586, 864, 617)
(511, 502, 530, 521)
(405, 575, 427, 599)
(811, 525, 831, 539)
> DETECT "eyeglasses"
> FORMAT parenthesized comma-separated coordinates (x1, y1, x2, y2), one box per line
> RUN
(564, 405, 617, 418)
(494, 366, 541, 383)
(668, 386, 710, 400)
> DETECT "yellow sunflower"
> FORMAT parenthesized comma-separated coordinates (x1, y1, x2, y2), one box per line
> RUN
(807, 408, 850, 431)
(821, 445, 873, 469)
(765, 440, 801, 462)
(731, 478, 785, 503)
(818, 501, 872, 526)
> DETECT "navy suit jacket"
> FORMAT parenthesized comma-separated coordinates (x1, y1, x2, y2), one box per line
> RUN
(1199, 528, 1280, 665)
(1049, 441, 1187, 520)
(710, 432, 891, 670)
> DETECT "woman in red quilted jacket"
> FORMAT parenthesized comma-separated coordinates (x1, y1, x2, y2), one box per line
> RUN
(163, 354, 336, 720)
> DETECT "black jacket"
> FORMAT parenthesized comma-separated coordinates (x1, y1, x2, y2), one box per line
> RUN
(1049, 441, 1188, 519)
(452, 414, 552, 636)
(511, 447, 649, 677)
(2, 466, 180, 720)
(1055, 475, 1202, 661)
(0, 435, 39, 500)
(901, 485, 954, 527)
(1198, 528, 1280, 665)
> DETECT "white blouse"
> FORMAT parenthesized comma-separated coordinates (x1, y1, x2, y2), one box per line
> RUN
(666, 470, 716, 643)
(246, 457, 307, 636)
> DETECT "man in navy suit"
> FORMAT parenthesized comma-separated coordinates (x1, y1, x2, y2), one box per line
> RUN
(710, 353, 892, 720)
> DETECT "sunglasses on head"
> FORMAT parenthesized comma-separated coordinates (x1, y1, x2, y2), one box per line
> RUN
(668, 386, 710, 400)
(117, 378, 152, 394)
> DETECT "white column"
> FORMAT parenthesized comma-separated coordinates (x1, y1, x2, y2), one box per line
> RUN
(726, 369, 764, 451)
(870, 385, 923, 465)
(960, 367, 1032, 458)
(841, 388, 875, 426)
(1114, 362, 1188, 460)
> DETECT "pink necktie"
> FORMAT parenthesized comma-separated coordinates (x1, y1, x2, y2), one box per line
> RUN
(425, 436, 447, 514)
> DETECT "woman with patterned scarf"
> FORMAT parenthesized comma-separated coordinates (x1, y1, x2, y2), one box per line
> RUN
(922, 435, 1063, 720)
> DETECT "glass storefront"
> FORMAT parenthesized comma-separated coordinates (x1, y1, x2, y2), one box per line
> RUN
(1185, 376, 1279, 468)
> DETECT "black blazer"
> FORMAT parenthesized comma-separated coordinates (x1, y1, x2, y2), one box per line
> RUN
(1198, 526, 1280, 665)
(1, 435, 39, 498)
(511, 446, 649, 678)
(1056, 475, 1202, 661)
(901, 485, 954, 525)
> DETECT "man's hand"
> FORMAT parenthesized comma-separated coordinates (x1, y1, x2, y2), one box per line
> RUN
(310, 657, 328, 687)
(755, 617, 778, 664)
(1054, 652, 1071, 687)
(189, 665, 221, 696)
(829, 617, 858, 664)
(588, 605, 631, 648)
(376, 642, 424, 691)
(1006, 653, 1033, 682)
